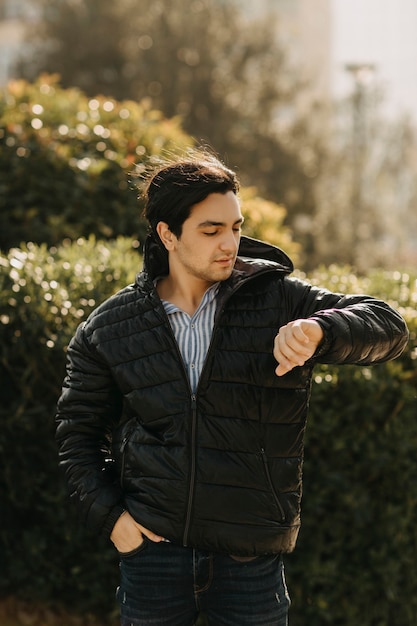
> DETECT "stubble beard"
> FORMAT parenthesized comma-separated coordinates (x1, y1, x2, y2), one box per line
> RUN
(193, 259, 235, 285)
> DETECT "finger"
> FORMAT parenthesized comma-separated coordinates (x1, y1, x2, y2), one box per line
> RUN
(275, 362, 291, 376)
(290, 322, 310, 344)
(280, 326, 312, 356)
(275, 356, 302, 376)
(274, 344, 302, 374)
(274, 339, 308, 367)
(274, 340, 310, 376)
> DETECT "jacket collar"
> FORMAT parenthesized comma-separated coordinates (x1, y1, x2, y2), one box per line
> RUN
(137, 232, 293, 288)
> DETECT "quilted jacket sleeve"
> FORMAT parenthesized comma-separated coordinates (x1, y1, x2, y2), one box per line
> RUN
(55, 321, 125, 536)
(285, 277, 409, 365)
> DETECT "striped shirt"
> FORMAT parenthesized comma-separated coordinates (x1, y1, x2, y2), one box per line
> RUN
(161, 282, 220, 392)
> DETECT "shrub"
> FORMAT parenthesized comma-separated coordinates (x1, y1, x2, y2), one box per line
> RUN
(0, 75, 299, 261)
(287, 267, 417, 625)
(0, 75, 190, 251)
(0, 238, 141, 619)
(1, 242, 416, 624)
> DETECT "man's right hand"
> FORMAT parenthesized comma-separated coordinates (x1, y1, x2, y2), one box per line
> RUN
(273, 319, 324, 376)
(110, 510, 167, 553)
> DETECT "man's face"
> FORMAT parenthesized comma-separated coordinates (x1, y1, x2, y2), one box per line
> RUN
(168, 191, 243, 286)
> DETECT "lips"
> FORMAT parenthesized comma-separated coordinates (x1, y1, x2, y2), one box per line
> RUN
(215, 256, 235, 263)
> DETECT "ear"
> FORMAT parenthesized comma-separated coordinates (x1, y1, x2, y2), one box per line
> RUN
(156, 221, 177, 251)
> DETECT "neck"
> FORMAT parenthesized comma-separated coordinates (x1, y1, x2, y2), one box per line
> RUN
(157, 274, 214, 316)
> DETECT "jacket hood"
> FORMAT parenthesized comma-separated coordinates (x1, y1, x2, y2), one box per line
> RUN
(140, 232, 293, 285)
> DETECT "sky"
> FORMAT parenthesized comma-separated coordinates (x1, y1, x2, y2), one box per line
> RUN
(331, 0, 417, 121)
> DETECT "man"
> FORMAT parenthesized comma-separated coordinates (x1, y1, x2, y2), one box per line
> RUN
(56, 151, 408, 626)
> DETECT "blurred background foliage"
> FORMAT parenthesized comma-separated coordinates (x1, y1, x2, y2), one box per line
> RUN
(14, 0, 319, 246)
(0, 75, 190, 250)
(10, 0, 417, 271)
(1, 240, 416, 625)
(0, 75, 299, 260)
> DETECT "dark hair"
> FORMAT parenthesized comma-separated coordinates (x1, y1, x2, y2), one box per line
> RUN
(142, 150, 240, 239)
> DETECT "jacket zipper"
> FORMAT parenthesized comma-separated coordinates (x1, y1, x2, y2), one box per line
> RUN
(120, 432, 132, 486)
(183, 393, 197, 546)
(260, 447, 286, 523)
(181, 301, 228, 546)
(153, 268, 280, 546)
(153, 299, 198, 546)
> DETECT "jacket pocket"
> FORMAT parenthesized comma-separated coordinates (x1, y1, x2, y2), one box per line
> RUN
(260, 448, 286, 523)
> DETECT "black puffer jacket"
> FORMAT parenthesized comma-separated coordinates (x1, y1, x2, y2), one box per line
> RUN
(55, 236, 409, 556)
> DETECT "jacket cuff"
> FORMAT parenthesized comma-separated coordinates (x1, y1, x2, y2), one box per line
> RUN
(102, 505, 126, 538)
(309, 317, 333, 358)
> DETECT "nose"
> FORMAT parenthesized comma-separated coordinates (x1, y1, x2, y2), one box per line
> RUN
(219, 230, 239, 253)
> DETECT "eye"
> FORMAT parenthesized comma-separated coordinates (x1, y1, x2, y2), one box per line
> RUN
(203, 231, 218, 236)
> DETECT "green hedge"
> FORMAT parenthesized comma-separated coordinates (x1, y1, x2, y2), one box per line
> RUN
(0, 75, 191, 251)
(0, 238, 140, 620)
(287, 269, 417, 625)
(1, 242, 416, 624)
(0, 76, 299, 261)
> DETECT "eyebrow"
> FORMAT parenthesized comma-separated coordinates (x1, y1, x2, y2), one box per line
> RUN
(197, 217, 245, 228)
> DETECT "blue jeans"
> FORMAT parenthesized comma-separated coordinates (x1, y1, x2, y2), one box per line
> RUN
(116, 538, 290, 625)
